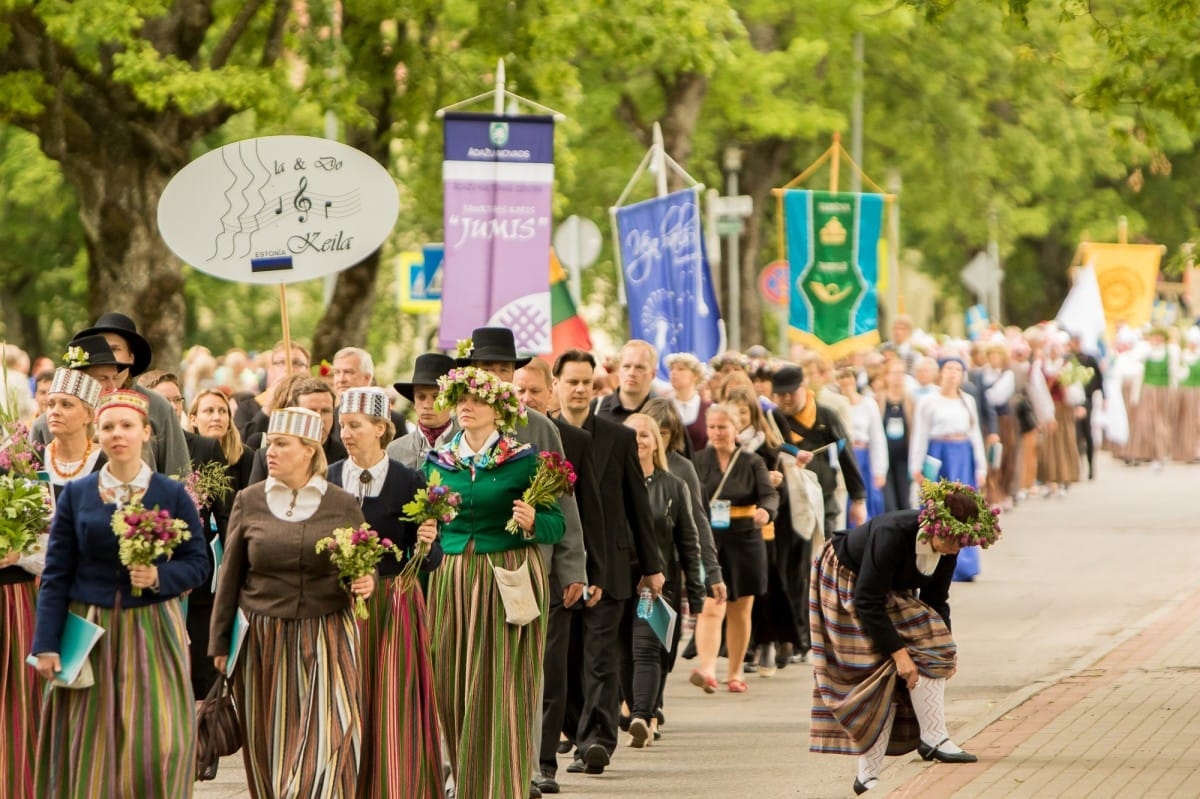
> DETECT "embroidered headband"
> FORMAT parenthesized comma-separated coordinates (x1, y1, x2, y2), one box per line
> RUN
(96, 389, 149, 418)
(49, 368, 102, 409)
(268, 407, 324, 444)
(339, 387, 390, 420)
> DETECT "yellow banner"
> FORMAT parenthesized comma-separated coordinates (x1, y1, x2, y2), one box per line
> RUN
(1079, 242, 1162, 333)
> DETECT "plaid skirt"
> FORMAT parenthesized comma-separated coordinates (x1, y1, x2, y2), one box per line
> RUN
(36, 599, 195, 799)
(809, 542, 957, 756)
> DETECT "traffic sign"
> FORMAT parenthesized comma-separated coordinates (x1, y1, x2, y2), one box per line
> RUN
(759, 260, 789, 306)
(553, 215, 602, 270)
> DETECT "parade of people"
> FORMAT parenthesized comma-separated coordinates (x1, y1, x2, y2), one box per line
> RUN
(7, 5, 1200, 796)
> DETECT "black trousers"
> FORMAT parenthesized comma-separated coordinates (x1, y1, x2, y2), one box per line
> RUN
(619, 584, 680, 723)
(1077, 404, 1095, 476)
(186, 597, 218, 698)
(540, 584, 624, 772)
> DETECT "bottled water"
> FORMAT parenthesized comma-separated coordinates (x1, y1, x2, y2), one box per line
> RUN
(636, 587, 654, 620)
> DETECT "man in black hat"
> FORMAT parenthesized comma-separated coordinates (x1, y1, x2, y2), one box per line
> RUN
(387, 353, 459, 469)
(31, 320, 189, 477)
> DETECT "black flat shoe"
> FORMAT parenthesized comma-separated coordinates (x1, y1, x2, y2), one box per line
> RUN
(917, 738, 978, 764)
(853, 778, 877, 794)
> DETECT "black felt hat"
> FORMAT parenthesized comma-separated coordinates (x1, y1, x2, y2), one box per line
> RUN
(456, 327, 533, 368)
(770, 365, 805, 394)
(64, 334, 123, 369)
(73, 312, 152, 377)
(393, 353, 457, 401)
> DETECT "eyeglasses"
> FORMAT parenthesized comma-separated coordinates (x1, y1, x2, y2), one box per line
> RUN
(273, 358, 309, 369)
(163, 396, 185, 407)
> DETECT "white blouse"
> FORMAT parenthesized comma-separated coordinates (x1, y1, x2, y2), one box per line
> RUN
(264, 475, 328, 521)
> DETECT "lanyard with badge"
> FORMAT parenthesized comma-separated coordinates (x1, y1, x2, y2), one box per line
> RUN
(709, 448, 742, 530)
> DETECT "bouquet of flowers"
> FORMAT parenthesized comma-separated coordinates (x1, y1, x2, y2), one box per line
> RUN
(505, 451, 577, 537)
(0, 474, 51, 559)
(314, 523, 399, 619)
(397, 471, 460, 587)
(112, 502, 192, 596)
(173, 460, 234, 513)
(0, 379, 43, 480)
(1058, 359, 1095, 388)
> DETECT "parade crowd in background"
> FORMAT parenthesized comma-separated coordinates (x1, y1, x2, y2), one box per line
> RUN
(1, 308, 1195, 799)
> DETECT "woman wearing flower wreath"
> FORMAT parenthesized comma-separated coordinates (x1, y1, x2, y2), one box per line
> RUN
(210, 406, 374, 799)
(809, 479, 1001, 795)
(424, 366, 565, 799)
(31, 389, 209, 798)
(328, 386, 445, 799)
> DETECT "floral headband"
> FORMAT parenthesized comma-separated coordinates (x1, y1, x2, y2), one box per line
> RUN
(917, 479, 1001, 549)
(436, 366, 527, 434)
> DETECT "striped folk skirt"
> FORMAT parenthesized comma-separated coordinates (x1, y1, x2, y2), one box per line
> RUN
(357, 576, 445, 799)
(809, 542, 957, 757)
(36, 599, 195, 799)
(1128, 385, 1172, 462)
(1, 581, 38, 799)
(233, 609, 361, 799)
(1172, 387, 1200, 463)
(428, 543, 548, 799)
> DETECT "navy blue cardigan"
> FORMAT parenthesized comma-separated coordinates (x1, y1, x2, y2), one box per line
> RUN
(32, 472, 209, 655)
(327, 458, 443, 577)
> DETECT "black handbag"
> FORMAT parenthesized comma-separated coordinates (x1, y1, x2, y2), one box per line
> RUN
(195, 675, 242, 781)
(1015, 396, 1038, 434)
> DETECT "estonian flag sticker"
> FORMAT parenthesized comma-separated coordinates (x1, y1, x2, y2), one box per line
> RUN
(251, 256, 294, 273)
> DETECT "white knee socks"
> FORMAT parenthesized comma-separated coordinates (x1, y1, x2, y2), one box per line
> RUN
(909, 676, 963, 754)
(856, 702, 894, 786)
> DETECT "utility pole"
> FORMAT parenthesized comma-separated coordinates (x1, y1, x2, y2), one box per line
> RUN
(724, 146, 743, 351)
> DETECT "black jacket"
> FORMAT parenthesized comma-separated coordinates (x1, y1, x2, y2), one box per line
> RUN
(832, 510, 957, 656)
(780, 403, 866, 503)
(643, 468, 706, 612)
(550, 417, 607, 592)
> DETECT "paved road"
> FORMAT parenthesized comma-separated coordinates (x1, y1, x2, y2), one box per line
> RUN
(197, 454, 1200, 798)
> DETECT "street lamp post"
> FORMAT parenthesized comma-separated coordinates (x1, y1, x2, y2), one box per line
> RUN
(724, 145, 743, 351)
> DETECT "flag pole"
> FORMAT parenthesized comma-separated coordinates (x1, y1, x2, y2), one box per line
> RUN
(278, 284, 293, 377)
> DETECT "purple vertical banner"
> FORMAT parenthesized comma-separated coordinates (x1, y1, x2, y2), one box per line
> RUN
(615, 189, 722, 379)
(439, 112, 555, 353)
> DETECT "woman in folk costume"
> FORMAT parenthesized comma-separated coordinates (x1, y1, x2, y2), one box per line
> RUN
(979, 337, 1017, 510)
(1035, 332, 1081, 495)
(211, 407, 374, 799)
(1127, 327, 1177, 469)
(423, 367, 564, 799)
(328, 387, 445, 799)
(835, 366, 888, 521)
(809, 480, 1000, 795)
(666, 352, 712, 453)
(32, 390, 208, 798)
(1, 366, 103, 799)
(1172, 327, 1200, 463)
(1107, 326, 1142, 463)
(908, 357, 987, 582)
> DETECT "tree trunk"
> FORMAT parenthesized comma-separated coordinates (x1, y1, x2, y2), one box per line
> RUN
(311, 252, 381, 362)
(0, 280, 43, 357)
(62, 151, 187, 368)
(734, 139, 795, 354)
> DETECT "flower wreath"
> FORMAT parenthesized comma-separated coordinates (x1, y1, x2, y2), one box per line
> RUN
(435, 365, 527, 434)
(62, 345, 90, 369)
(916, 479, 1001, 549)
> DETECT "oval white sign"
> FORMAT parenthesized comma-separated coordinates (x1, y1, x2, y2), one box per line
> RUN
(158, 135, 400, 284)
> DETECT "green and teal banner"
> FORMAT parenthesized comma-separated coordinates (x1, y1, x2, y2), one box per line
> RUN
(783, 190, 883, 357)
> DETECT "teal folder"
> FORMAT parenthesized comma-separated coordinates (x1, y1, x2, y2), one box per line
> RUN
(644, 596, 678, 651)
(210, 536, 224, 593)
(26, 611, 104, 686)
(226, 607, 249, 677)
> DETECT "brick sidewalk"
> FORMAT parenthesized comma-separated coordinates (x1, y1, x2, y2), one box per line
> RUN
(886, 582, 1200, 798)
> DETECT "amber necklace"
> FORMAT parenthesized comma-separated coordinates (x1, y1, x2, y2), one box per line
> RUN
(49, 438, 93, 479)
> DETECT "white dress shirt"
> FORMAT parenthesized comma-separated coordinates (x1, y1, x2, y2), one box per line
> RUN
(264, 475, 328, 521)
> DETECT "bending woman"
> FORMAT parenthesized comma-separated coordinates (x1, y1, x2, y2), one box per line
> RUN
(809, 480, 1000, 795)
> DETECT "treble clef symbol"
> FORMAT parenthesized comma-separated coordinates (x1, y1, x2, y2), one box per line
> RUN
(293, 176, 312, 223)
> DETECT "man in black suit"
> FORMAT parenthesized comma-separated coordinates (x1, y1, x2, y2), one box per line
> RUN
(549, 349, 665, 782)
(515, 361, 607, 793)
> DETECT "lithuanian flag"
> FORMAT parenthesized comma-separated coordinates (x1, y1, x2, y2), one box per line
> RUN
(548, 250, 592, 359)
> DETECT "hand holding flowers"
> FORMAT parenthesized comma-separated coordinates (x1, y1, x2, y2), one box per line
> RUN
(173, 460, 234, 513)
(398, 472, 460, 588)
(111, 502, 191, 596)
(505, 451, 577, 538)
(314, 523, 396, 619)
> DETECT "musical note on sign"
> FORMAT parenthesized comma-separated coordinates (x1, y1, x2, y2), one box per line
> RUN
(324, 200, 332, 219)
(294, 177, 313, 223)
